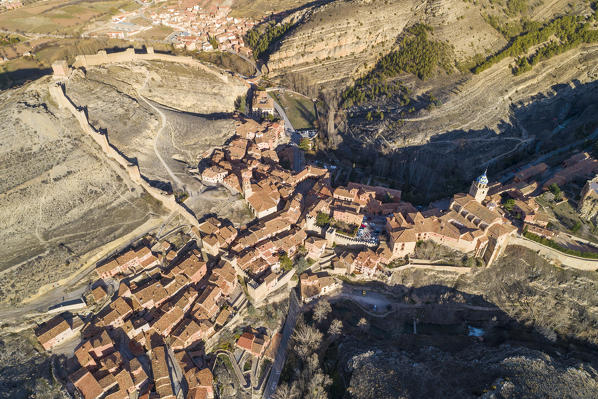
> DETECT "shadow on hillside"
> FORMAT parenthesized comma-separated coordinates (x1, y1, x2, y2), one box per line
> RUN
(319, 79, 598, 205)
(280, 257, 598, 398)
(0, 67, 52, 91)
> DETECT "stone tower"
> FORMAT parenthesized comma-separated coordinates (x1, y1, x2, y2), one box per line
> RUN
(241, 169, 252, 197)
(469, 170, 489, 203)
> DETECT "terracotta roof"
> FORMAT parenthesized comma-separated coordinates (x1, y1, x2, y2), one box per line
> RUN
(70, 368, 104, 399)
(35, 315, 71, 348)
(92, 285, 107, 302)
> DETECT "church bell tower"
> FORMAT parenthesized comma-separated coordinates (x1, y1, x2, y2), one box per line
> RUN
(469, 170, 489, 203)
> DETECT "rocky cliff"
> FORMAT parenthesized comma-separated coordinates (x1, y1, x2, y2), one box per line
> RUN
(258, 0, 598, 202)
(578, 177, 598, 224)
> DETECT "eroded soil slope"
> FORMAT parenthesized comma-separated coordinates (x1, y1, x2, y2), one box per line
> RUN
(65, 60, 252, 224)
(0, 79, 164, 305)
(277, 246, 598, 399)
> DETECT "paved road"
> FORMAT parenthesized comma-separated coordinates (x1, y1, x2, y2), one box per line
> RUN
(0, 217, 162, 321)
(262, 290, 300, 399)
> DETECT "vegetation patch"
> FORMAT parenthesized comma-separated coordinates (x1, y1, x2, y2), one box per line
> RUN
(474, 12, 598, 75)
(341, 24, 452, 108)
(523, 230, 598, 259)
(246, 21, 293, 60)
(270, 90, 316, 129)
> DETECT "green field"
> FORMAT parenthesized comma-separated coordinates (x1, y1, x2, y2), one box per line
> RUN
(271, 90, 316, 130)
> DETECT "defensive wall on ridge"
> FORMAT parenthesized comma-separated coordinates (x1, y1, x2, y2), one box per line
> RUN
(48, 46, 252, 230)
(71, 47, 230, 83)
(48, 82, 200, 229)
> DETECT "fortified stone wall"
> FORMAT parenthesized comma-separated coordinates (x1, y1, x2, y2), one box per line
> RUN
(71, 47, 229, 83)
(49, 83, 200, 229)
(511, 236, 598, 271)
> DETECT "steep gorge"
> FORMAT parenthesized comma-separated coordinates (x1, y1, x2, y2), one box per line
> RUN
(258, 0, 598, 202)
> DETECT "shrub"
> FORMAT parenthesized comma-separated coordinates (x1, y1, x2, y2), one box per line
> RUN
(503, 198, 515, 212)
(299, 137, 311, 151)
(279, 254, 293, 271)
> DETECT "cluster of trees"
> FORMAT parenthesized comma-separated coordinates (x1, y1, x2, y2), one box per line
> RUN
(208, 35, 219, 50)
(341, 24, 452, 109)
(375, 24, 453, 80)
(503, 198, 516, 212)
(315, 212, 331, 227)
(246, 22, 292, 60)
(485, 16, 543, 40)
(341, 77, 409, 109)
(548, 183, 562, 201)
(273, 301, 344, 399)
(299, 137, 312, 151)
(279, 253, 294, 271)
(523, 230, 598, 259)
(475, 13, 598, 75)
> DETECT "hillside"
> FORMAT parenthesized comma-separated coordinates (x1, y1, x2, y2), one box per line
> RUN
(242, 0, 598, 201)
(278, 246, 598, 399)
(0, 77, 166, 305)
(0, 58, 252, 306)
(65, 60, 253, 224)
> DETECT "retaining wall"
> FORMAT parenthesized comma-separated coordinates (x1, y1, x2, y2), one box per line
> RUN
(511, 236, 598, 271)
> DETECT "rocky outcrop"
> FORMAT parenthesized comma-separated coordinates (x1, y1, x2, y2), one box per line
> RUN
(578, 177, 598, 224)
(345, 345, 598, 399)
(266, 0, 509, 91)
(268, 0, 420, 89)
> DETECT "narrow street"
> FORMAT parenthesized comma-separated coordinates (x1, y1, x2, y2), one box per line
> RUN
(262, 290, 300, 399)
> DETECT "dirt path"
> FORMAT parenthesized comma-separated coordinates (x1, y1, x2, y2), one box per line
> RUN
(137, 75, 185, 190)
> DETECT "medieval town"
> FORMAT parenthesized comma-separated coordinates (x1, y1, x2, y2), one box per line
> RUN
(33, 74, 598, 399)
